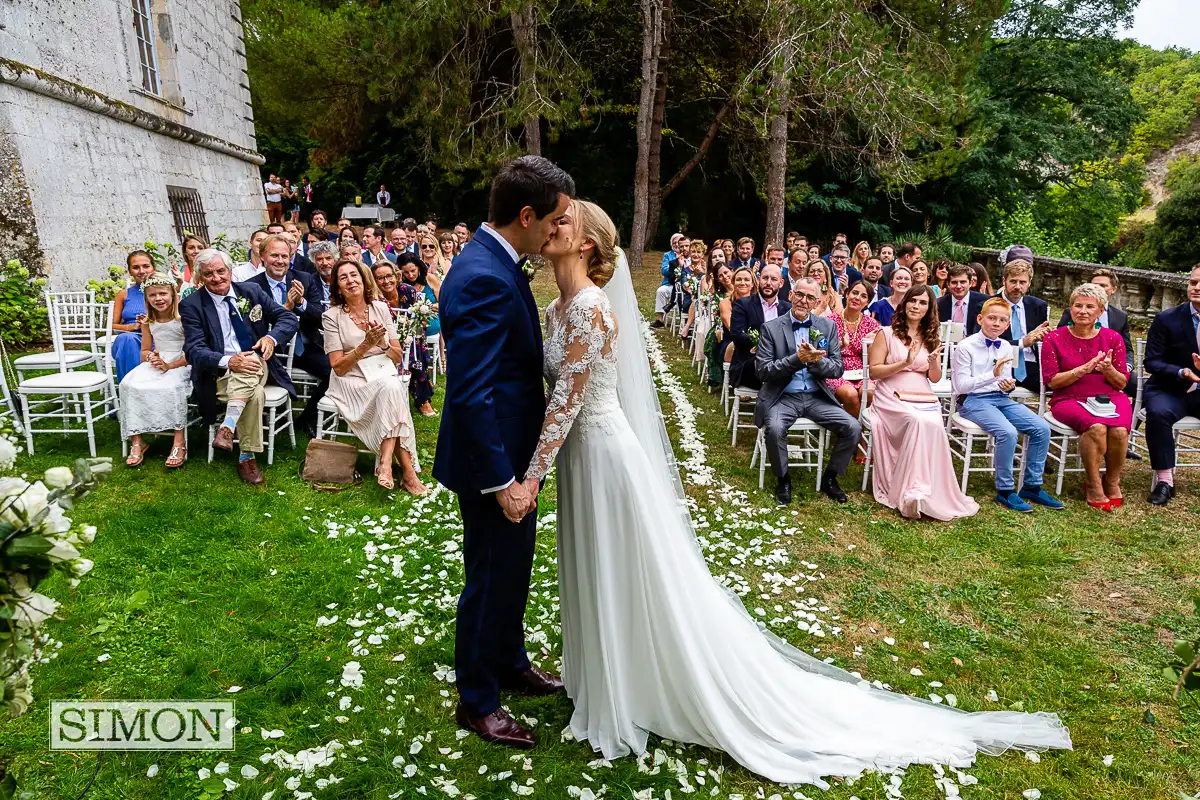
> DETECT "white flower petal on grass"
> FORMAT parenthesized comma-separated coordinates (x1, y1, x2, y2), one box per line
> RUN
(1102, 754, 1114, 766)
(97, 653, 110, 663)
(262, 792, 274, 800)
(260, 728, 285, 740)
(1022, 791, 1041, 800)
(883, 637, 896, 646)
(986, 689, 999, 702)
(222, 778, 239, 792)
(1025, 751, 1040, 763)
(226, 685, 242, 693)
(197, 768, 211, 780)
(214, 761, 229, 774)
(909, 668, 923, 676)
(241, 764, 260, 779)
(146, 764, 159, 777)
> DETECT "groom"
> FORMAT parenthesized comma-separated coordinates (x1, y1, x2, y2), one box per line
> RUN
(434, 156, 575, 749)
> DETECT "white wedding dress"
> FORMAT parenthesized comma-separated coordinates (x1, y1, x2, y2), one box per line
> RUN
(118, 319, 192, 440)
(525, 260, 1071, 788)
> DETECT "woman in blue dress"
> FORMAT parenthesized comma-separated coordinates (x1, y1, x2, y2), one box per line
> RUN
(111, 250, 156, 382)
(868, 265, 912, 327)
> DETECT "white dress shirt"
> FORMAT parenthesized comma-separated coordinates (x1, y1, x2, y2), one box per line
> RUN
(265, 273, 306, 312)
(477, 223, 521, 495)
(232, 261, 264, 283)
(1003, 293, 1037, 363)
(951, 331, 1014, 396)
(478, 222, 520, 264)
(204, 288, 243, 368)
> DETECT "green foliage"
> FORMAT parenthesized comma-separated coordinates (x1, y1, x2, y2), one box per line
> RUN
(0, 261, 48, 349)
(1161, 596, 1200, 704)
(86, 266, 127, 305)
(983, 205, 1098, 261)
(1033, 158, 1146, 258)
(1125, 46, 1200, 159)
(210, 232, 248, 264)
(895, 225, 974, 264)
(1136, 168, 1200, 271)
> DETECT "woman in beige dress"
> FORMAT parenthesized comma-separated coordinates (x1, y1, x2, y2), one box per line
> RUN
(323, 259, 428, 494)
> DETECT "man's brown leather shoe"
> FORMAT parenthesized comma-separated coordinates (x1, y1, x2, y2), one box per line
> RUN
(236, 458, 265, 485)
(499, 667, 564, 696)
(213, 426, 236, 451)
(454, 704, 535, 749)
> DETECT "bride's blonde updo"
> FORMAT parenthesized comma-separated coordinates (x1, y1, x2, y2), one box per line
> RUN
(573, 199, 620, 288)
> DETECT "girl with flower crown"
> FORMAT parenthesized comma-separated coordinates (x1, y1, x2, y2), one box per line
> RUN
(120, 273, 192, 468)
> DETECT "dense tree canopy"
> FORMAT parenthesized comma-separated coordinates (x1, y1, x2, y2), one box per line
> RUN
(244, 0, 1199, 266)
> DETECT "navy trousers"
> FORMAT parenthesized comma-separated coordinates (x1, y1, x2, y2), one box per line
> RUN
(1144, 386, 1200, 470)
(454, 490, 537, 717)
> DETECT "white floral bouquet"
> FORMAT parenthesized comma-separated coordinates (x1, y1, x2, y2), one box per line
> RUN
(0, 428, 110, 717)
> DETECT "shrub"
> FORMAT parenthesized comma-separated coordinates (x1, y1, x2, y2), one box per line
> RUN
(0, 261, 48, 348)
(983, 206, 1097, 262)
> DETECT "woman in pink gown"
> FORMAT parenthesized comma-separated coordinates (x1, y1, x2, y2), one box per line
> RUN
(867, 286, 980, 521)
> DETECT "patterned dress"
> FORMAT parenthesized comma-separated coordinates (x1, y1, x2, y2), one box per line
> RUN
(825, 312, 881, 391)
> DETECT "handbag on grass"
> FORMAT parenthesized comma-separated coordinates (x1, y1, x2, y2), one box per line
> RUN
(301, 438, 359, 484)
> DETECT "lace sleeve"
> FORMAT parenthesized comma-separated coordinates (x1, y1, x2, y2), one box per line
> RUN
(525, 292, 615, 481)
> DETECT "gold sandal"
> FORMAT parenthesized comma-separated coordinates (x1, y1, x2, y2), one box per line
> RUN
(126, 442, 146, 467)
(165, 446, 187, 469)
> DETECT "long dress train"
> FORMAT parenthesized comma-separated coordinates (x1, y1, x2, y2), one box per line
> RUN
(526, 284, 1070, 788)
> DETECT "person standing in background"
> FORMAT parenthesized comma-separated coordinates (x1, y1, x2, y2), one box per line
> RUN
(263, 173, 284, 224)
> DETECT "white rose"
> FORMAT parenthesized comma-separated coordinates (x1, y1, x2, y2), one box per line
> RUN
(0, 437, 17, 470)
(0, 479, 48, 528)
(12, 590, 59, 627)
(79, 525, 97, 544)
(46, 538, 80, 564)
(72, 558, 94, 577)
(42, 467, 73, 489)
(39, 504, 72, 535)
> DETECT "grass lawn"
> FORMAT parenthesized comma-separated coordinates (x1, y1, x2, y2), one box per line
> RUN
(0, 256, 1197, 799)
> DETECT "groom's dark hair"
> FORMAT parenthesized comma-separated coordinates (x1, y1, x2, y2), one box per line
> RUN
(489, 155, 576, 227)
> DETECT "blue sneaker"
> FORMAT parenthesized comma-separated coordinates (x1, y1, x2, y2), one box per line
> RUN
(995, 491, 1033, 513)
(1019, 485, 1065, 510)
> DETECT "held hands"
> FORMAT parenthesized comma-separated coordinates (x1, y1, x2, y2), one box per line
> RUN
(135, 313, 149, 327)
(796, 341, 826, 364)
(1181, 368, 1200, 385)
(148, 352, 168, 373)
(497, 479, 538, 523)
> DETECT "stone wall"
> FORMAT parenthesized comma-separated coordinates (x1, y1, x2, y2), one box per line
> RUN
(972, 249, 1191, 320)
(0, 0, 265, 288)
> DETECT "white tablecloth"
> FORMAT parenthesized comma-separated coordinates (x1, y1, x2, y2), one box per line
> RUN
(340, 205, 396, 223)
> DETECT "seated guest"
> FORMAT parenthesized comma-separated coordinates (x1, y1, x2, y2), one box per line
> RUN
(859, 256, 892, 305)
(821, 233, 849, 267)
(232, 229, 268, 282)
(1042, 283, 1131, 510)
(703, 263, 737, 389)
(807, 261, 844, 318)
(762, 243, 786, 273)
(827, 243, 861, 295)
(867, 286, 979, 520)
(731, 237, 764, 273)
(248, 234, 331, 437)
(112, 250, 156, 382)
(782, 246, 808, 301)
(282, 223, 315, 274)
(878, 242, 896, 279)
(869, 266, 912, 326)
(881, 241, 921, 286)
(398, 254, 440, 417)
(910, 259, 938, 297)
(120, 273, 191, 468)
(755, 276, 860, 505)
(308, 210, 339, 243)
(338, 226, 360, 249)
(937, 263, 987, 335)
(340, 242, 364, 263)
(685, 246, 728, 341)
(1142, 264, 1200, 506)
(323, 259, 427, 494)
(850, 240, 872, 275)
(679, 240, 712, 339)
(181, 249, 298, 485)
(951, 298, 1062, 513)
(418, 232, 451, 281)
(309, 241, 338, 305)
(180, 234, 206, 286)
(995, 251, 1050, 395)
(932, 259, 951, 295)
(969, 261, 994, 295)
(1055, 268, 1132, 354)
(806, 243, 821, 264)
(361, 225, 397, 268)
(827, 280, 881, 420)
(652, 233, 688, 328)
(717, 239, 735, 264)
(439, 232, 458, 268)
(730, 264, 789, 390)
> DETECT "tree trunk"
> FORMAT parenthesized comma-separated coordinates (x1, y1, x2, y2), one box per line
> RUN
(628, 0, 665, 272)
(511, 1, 541, 155)
(764, 3, 793, 249)
(643, 0, 672, 250)
(661, 96, 735, 200)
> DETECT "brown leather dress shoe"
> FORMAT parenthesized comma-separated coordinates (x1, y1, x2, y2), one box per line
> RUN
(499, 667, 565, 696)
(236, 458, 265, 485)
(454, 704, 536, 749)
(213, 426, 236, 451)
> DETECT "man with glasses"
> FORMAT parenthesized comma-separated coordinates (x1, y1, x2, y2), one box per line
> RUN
(827, 243, 861, 295)
(755, 276, 859, 505)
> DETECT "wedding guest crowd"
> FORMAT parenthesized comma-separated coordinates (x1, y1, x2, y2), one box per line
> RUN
(667, 231, 1195, 516)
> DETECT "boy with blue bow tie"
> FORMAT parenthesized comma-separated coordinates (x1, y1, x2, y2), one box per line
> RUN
(951, 297, 1063, 513)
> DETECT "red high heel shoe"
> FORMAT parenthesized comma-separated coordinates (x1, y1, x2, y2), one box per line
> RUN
(1087, 499, 1112, 512)
(1107, 497, 1124, 509)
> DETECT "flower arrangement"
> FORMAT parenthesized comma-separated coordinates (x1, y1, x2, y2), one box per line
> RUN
(0, 425, 110, 718)
(748, 329, 761, 349)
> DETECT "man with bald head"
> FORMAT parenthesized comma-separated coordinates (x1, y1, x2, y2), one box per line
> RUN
(729, 264, 790, 390)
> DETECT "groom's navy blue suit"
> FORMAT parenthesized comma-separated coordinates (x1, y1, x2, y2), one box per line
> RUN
(434, 226, 547, 718)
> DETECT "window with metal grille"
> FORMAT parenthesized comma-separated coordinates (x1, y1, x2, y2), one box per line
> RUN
(132, 0, 159, 94)
(166, 186, 209, 244)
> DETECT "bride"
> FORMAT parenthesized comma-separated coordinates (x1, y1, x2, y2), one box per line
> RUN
(522, 199, 1071, 788)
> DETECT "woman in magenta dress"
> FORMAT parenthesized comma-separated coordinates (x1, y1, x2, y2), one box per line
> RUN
(827, 279, 881, 420)
(1041, 283, 1132, 511)
(867, 286, 980, 521)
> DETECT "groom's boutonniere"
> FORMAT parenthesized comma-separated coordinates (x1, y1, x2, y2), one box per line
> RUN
(249, 304, 263, 323)
(235, 296, 250, 316)
(521, 255, 545, 282)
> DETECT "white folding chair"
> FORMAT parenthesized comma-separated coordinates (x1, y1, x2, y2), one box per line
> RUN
(721, 363, 732, 412)
(206, 339, 296, 465)
(930, 322, 964, 418)
(426, 332, 442, 384)
(728, 386, 758, 446)
(1130, 336, 1200, 469)
(753, 419, 827, 490)
(13, 290, 99, 381)
(1038, 342, 1085, 494)
(17, 300, 117, 456)
(285, 334, 320, 412)
(857, 339, 875, 491)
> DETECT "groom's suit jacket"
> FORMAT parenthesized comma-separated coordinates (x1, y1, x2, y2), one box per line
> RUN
(753, 312, 844, 428)
(180, 282, 298, 425)
(433, 226, 546, 494)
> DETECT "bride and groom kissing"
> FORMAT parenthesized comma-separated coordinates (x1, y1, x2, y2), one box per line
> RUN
(432, 156, 1071, 787)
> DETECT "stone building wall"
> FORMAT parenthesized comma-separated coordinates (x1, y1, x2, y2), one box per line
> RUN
(0, 0, 266, 288)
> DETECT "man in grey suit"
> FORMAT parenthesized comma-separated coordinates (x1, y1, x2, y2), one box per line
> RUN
(755, 276, 861, 505)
